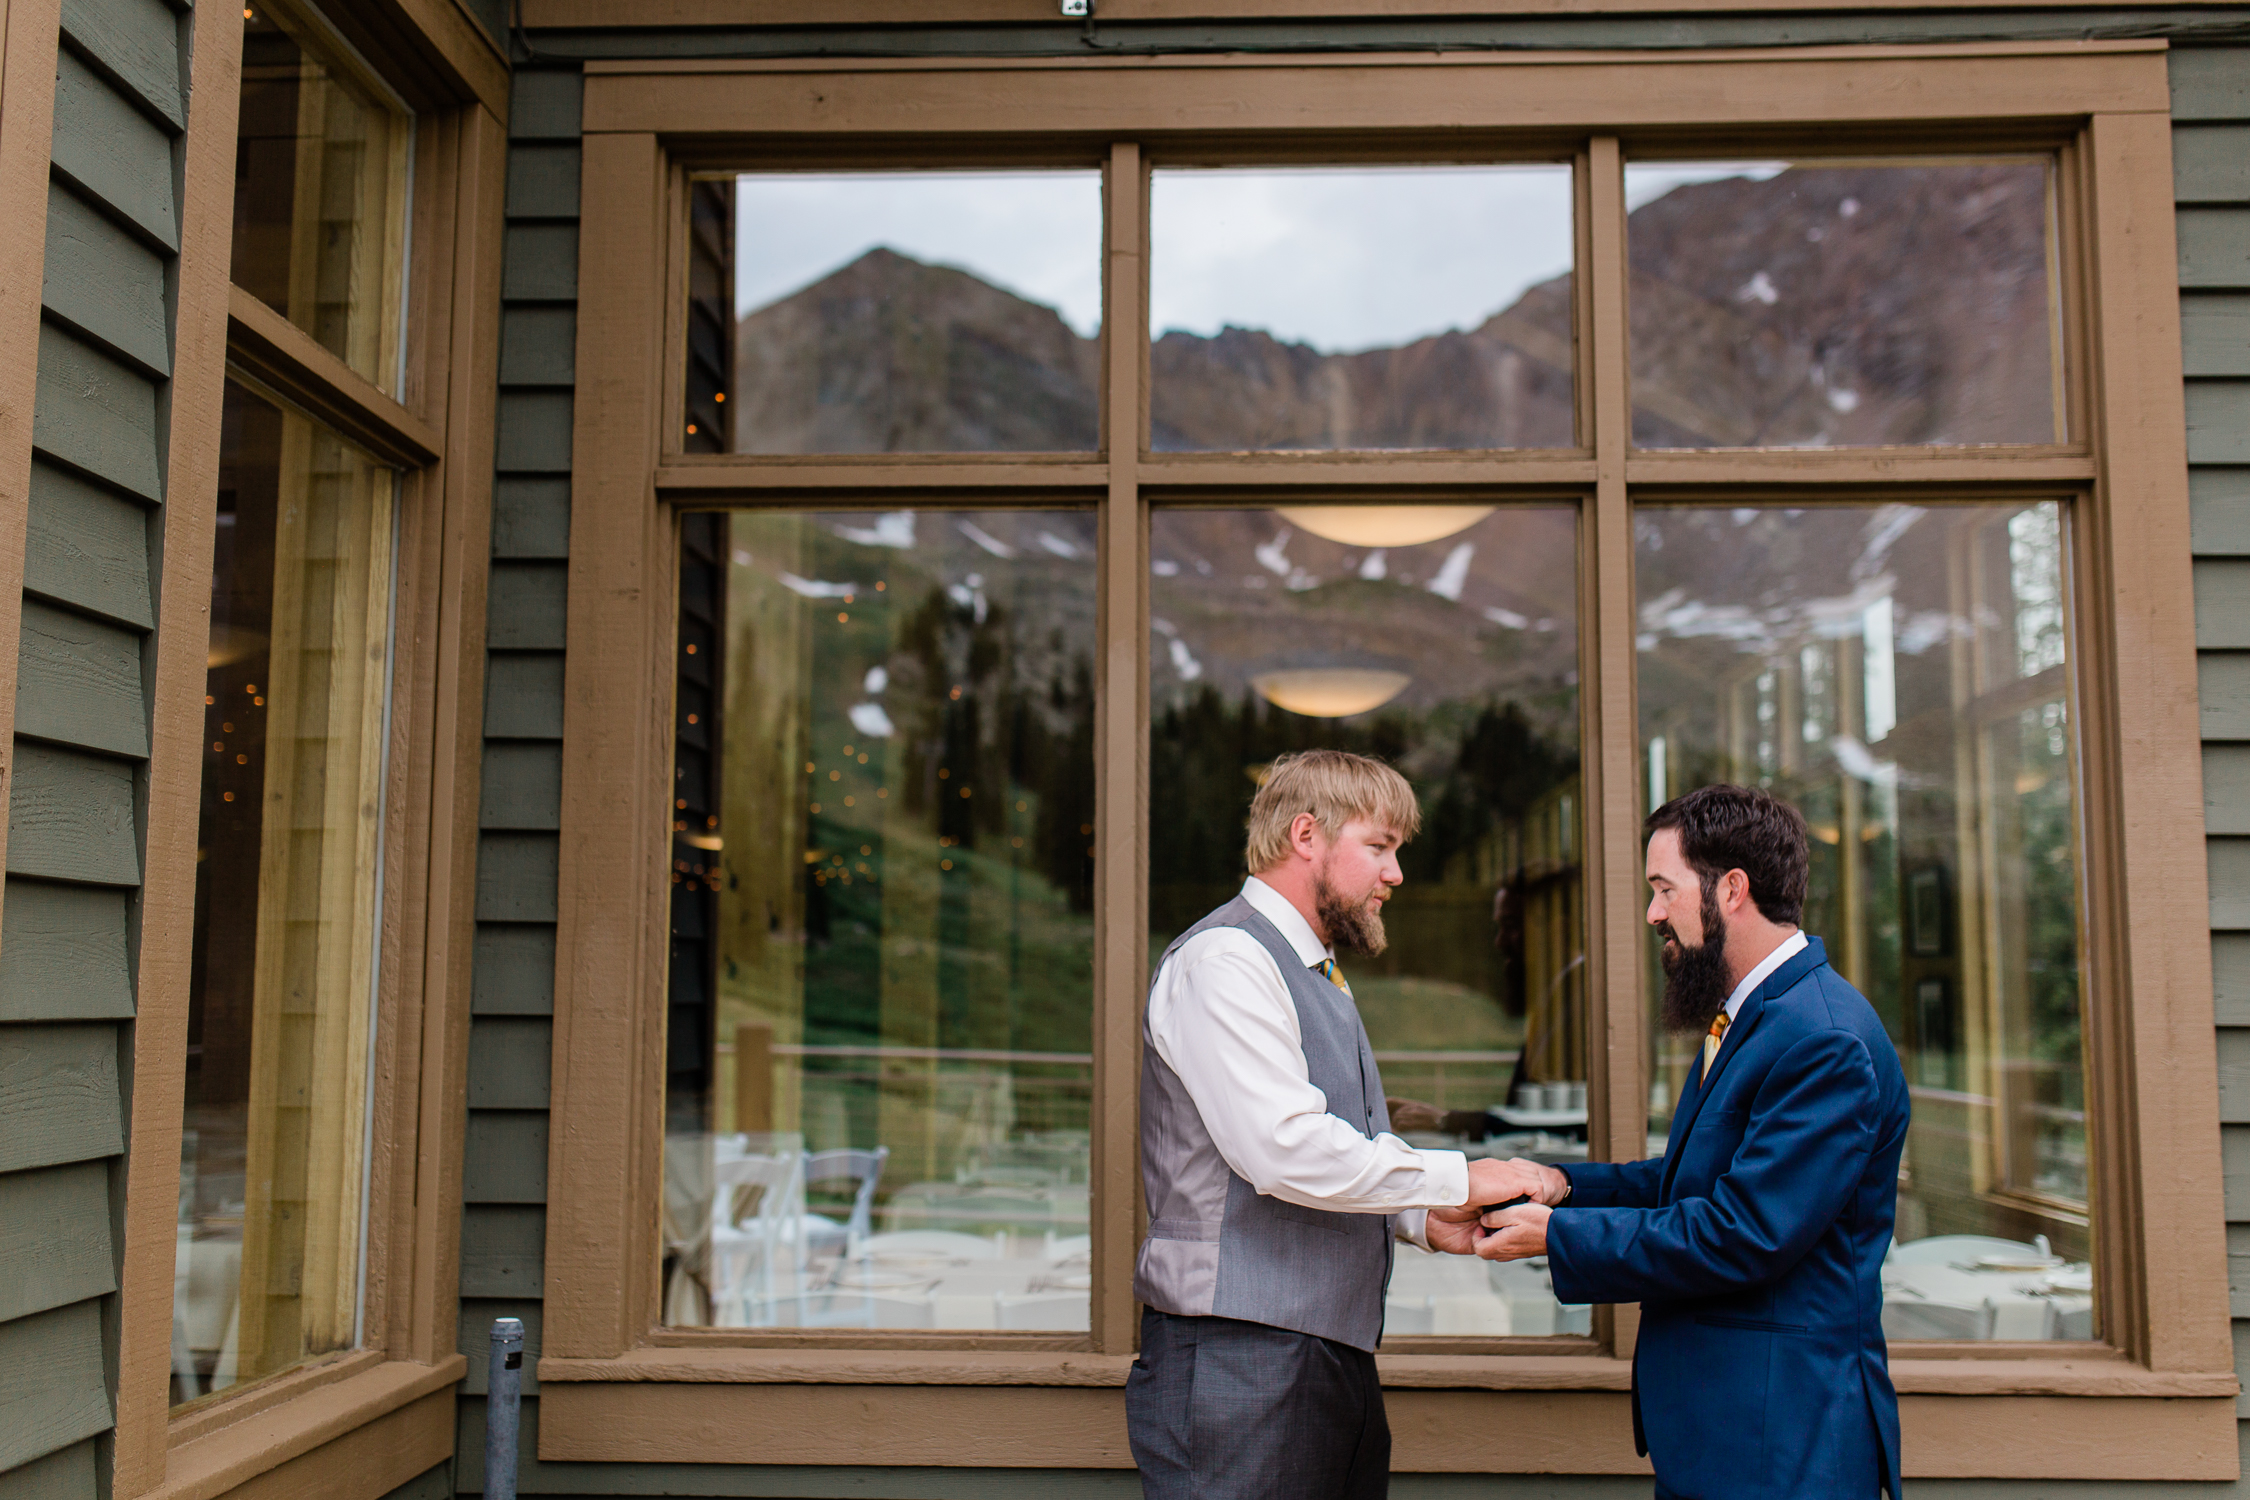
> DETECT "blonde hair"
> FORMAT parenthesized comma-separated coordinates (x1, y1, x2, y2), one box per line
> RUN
(1244, 750, 1421, 875)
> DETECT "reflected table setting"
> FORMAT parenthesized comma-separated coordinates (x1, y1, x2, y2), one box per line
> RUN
(1880, 1235, 2093, 1342)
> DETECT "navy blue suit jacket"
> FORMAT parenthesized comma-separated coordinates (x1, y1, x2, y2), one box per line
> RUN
(1548, 937, 1910, 1500)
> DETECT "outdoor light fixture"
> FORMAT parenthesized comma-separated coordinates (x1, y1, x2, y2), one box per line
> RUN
(1275, 505, 1495, 549)
(1251, 668, 1412, 718)
(1060, 0, 1092, 14)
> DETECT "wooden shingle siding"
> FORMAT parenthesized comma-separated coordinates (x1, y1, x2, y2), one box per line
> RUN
(0, 0, 190, 1484)
(0, 1162, 114, 1324)
(0, 884, 131, 1023)
(32, 324, 161, 504)
(7, 743, 140, 886)
(47, 48, 175, 249)
(2180, 39, 2250, 1491)
(22, 462, 153, 631)
(0, 1024, 122, 1177)
(15, 600, 146, 758)
(0, 1302, 110, 1472)
(459, 69, 581, 1485)
(41, 185, 168, 378)
(57, 0, 184, 132)
(0, 1439, 98, 1500)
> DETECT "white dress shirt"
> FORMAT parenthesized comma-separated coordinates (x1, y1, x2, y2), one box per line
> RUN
(1722, 928, 1810, 1026)
(1146, 876, 1471, 1251)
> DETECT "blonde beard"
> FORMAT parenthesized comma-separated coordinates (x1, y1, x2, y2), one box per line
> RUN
(1314, 866, 1389, 957)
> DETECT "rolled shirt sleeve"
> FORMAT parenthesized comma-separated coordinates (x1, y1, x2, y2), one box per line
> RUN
(1148, 933, 1470, 1222)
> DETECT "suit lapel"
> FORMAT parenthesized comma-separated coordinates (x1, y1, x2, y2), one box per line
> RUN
(1657, 936, 1827, 1201)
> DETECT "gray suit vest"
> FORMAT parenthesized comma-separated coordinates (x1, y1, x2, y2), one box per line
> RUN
(1134, 895, 1396, 1352)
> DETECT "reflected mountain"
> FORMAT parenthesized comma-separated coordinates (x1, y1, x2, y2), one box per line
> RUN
(732, 162, 2051, 453)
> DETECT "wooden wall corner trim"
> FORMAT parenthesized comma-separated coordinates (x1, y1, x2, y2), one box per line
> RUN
(113, 0, 248, 1487)
(544, 129, 671, 1361)
(2083, 108, 2234, 1377)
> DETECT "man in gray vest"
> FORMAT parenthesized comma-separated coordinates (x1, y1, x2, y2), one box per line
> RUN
(1127, 749, 1540, 1499)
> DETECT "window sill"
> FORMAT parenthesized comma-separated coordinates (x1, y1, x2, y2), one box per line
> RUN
(536, 1344, 2233, 1398)
(145, 1355, 465, 1500)
(533, 1347, 2238, 1477)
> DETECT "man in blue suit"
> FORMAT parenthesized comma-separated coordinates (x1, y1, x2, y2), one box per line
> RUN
(1462, 784, 1909, 1498)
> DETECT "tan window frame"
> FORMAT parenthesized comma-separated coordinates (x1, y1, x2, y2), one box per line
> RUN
(104, 0, 508, 1494)
(538, 40, 2237, 1481)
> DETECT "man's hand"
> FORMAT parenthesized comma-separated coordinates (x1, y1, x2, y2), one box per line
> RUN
(1475, 1202, 1551, 1261)
(1461, 1156, 1570, 1209)
(1423, 1210, 1483, 1256)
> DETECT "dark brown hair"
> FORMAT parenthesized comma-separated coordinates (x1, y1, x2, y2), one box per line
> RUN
(1646, 783, 1809, 926)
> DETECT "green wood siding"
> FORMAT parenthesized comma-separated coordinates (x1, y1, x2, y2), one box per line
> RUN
(0, 1163, 115, 1324)
(458, 66, 578, 1495)
(0, 1440, 97, 1500)
(2183, 40, 2250, 1497)
(0, 0, 191, 1485)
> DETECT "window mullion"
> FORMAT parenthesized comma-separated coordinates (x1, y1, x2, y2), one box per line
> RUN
(1091, 139, 1148, 1358)
(1580, 135, 1650, 1349)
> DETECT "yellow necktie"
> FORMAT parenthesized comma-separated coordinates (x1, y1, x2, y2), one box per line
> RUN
(1702, 1010, 1732, 1081)
(1316, 958, 1352, 998)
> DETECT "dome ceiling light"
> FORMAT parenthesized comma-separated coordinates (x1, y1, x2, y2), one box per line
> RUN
(1274, 505, 1495, 549)
(1251, 668, 1412, 719)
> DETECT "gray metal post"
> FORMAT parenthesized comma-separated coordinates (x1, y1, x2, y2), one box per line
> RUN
(485, 1317, 525, 1500)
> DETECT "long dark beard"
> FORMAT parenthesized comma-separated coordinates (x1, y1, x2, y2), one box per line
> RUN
(1659, 884, 1733, 1034)
(1315, 867, 1388, 957)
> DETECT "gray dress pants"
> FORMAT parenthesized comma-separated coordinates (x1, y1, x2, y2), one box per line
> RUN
(1127, 1308, 1389, 1500)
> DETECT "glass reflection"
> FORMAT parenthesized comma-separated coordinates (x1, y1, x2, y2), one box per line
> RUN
(1148, 167, 1577, 451)
(232, 0, 411, 390)
(718, 173, 1103, 454)
(1149, 506, 1588, 1337)
(173, 382, 397, 1405)
(1626, 160, 2060, 448)
(665, 510, 1098, 1330)
(1637, 502, 2094, 1342)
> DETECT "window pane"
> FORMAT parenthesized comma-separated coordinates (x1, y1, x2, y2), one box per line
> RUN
(1626, 160, 2060, 448)
(709, 172, 1104, 454)
(233, 0, 411, 390)
(1637, 501, 2095, 1342)
(666, 510, 1098, 1330)
(1148, 167, 1577, 452)
(1149, 505, 1587, 1336)
(173, 380, 398, 1406)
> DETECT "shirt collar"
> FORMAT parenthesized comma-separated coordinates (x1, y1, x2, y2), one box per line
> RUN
(1242, 876, 1334, 969)
(1723, 928, 1808, 1022)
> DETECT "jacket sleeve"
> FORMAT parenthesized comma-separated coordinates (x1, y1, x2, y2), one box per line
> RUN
(1556, 1156, 1665, 1209)
(1544, 1028, 1880, 1306)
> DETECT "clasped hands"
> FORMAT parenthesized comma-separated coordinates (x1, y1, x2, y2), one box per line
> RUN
(1426, 1157, 1569, 1261)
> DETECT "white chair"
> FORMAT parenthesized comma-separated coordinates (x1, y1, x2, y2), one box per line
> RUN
(708, 1145, 806, 1327)
(804, 1146, 889, 1259)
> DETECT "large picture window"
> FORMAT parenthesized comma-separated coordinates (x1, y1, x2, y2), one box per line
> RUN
(541, 44, 2229, 1476)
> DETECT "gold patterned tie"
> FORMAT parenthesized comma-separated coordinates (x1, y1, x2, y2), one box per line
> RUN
(1702, 1010, 1731, 1081)
(1317, 958, 1353, 998)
